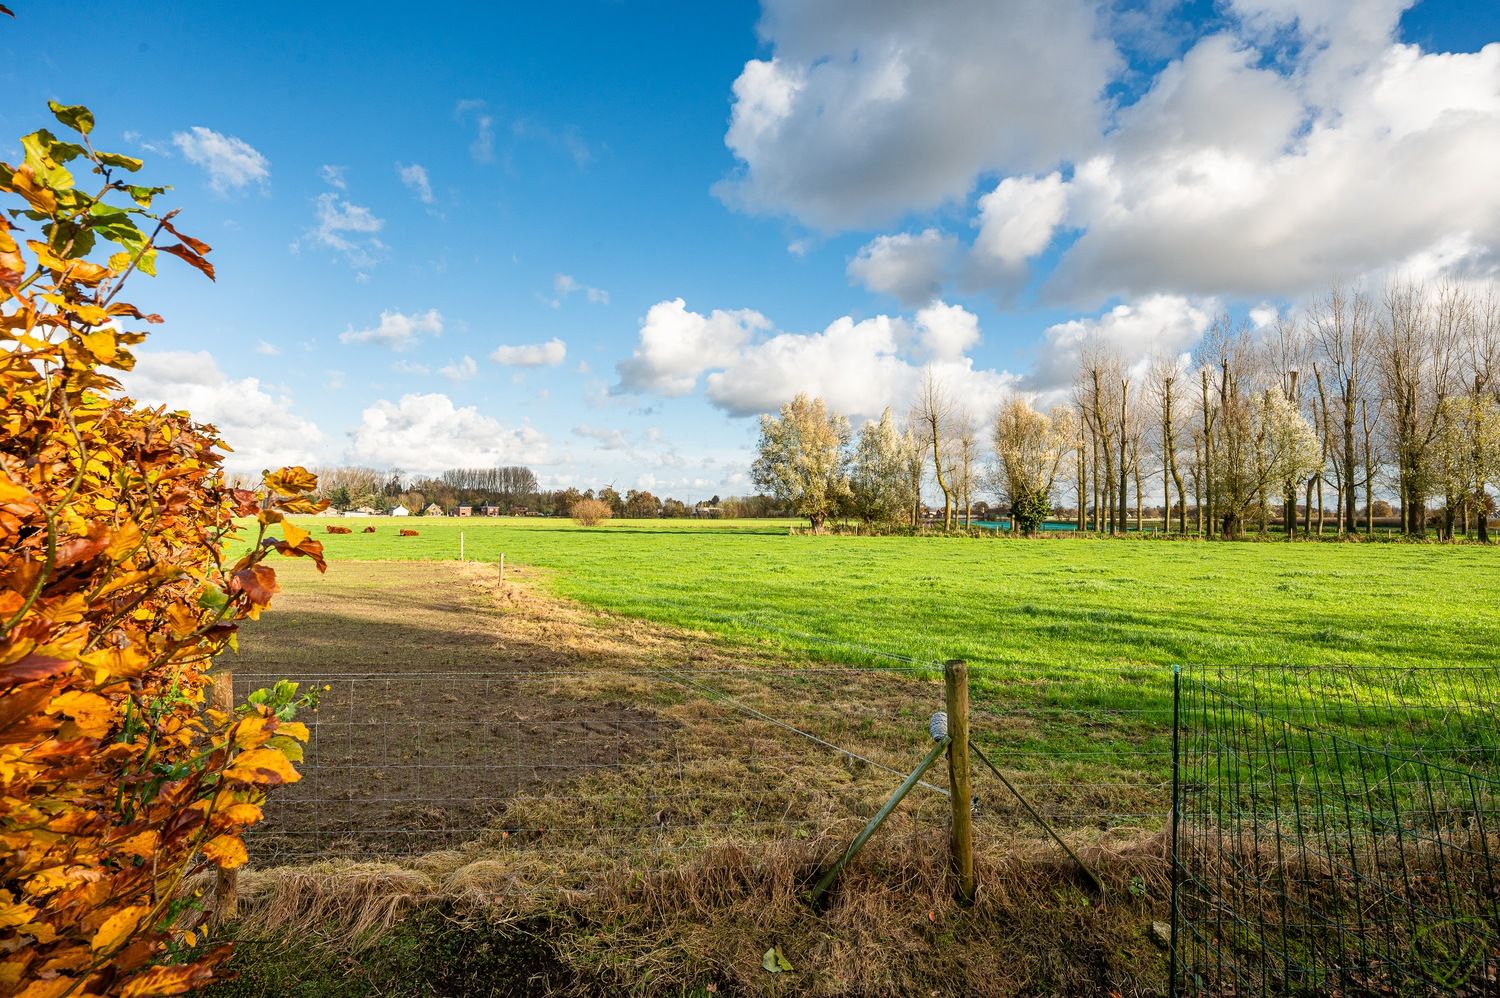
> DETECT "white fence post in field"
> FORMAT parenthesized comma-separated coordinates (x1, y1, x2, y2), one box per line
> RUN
(460, 531, 465, 562)
(499, 552, 505, 584)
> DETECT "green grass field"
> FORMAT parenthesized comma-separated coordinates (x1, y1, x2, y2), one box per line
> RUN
(261, 515, 1500, 757)
(274, 515, 1499, 674)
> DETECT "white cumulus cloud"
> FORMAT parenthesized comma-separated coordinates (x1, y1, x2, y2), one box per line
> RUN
(847, 229, 957, 305)
(618, 297, 1017, 424)
(339, 308, 444, 351)
(172, 126, 270, 194)
(118, 350, 324, 472)
(439, 355, 478, 382)
(615, 299, 771, 396)
(346, 393, 548, 474)
(971, 171, 1069, 275)
(489, 337, 567, 367)
(749, 3, 1500, 305)
(1029, 294, 1216, 391)
(716, 0, 1117, 229)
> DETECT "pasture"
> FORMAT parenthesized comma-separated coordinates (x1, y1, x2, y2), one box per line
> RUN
(215, 518, 1500, 995)
(275, 515, 1500, 672)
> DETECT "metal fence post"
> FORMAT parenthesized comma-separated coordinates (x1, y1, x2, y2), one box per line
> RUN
(210, 670, 239, 925)
(944, 659, 975, 905)
(1169, 664, 1181, 996)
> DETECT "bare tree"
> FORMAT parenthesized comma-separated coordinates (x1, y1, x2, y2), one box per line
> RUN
(1378, 281, 1464, 536)
(1149, 356, 1188, 534)
(917, 367, 956, 529)
(1465, 283, 1499, 542)
(1306, 284, 1374, 537)
(1077, 349, 1123, 535)
(954, 407, 979, 528)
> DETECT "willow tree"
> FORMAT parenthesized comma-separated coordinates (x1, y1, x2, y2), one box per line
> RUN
(850, 407, 916, 526)
(1214, 387, 1321, 538)
(992, 398, 1072, 537)
(751, 393, 852, 531)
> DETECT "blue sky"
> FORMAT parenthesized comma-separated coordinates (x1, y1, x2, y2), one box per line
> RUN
(3, 1, 1498, 498)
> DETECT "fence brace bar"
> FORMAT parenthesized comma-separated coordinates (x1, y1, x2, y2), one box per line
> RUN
(806, 735, 950, 906)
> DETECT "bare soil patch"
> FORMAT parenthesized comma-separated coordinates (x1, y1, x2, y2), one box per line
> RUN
(230, 561, 673, 860)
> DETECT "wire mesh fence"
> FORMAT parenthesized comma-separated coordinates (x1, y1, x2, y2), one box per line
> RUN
(1171, 664, 1500, 996)
(232, 657, 1170, 887)
(233, 665, 963, 870)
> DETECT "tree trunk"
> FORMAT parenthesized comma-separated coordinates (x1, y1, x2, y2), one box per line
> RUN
(1200, 369, 1213, 537)
(1133, 451, 1143, 533)
(1194, 440, 1205, 537)
(1342, 405, 1357, 537)
(930, 436, 952, 531)
(1117, 380, 1129, 535)
(1080, 432, 1092, 534)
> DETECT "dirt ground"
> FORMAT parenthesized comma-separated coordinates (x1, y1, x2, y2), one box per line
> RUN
(230, 560, 670, 860)
(228, 559, 956, 863)
(218, 559, 1171, 996)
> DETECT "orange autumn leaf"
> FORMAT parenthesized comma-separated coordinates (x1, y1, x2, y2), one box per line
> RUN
(200, 835, 247, 870)
(263, 466, 318, 497)
(229, 715, 273, 750)
(90, 906, 148, 953)
(159, 216, 211, 256)
(119, 961, 219, 998)
(155, 243, 215, 282)
(230, 564, 279, 607)
(46, 691, 113, 739)
(281, 520, 310, 549)
(215, 802, 264, 826)
(109, 830, 157, 858)
(222, 747, 300, 785)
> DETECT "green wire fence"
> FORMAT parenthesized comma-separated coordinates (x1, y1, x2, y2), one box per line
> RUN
(1171, 664, 1500, 996)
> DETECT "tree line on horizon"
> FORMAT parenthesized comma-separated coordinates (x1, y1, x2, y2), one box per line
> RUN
(753, 280, 1500, 540)
(233, 464, 791, 520)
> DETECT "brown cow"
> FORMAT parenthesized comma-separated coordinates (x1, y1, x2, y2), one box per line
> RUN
(362, 526, 377, 533)
(399, 529, 419, 537)
(326, 525, 352, 534)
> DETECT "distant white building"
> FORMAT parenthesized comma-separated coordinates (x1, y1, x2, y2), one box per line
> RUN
(390, 504, 410, 517)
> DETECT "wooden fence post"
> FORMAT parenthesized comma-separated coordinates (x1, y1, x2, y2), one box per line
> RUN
(460, 530, 465, 562)
(944, 659, 976, 905)
(210, 671, 238, 924)
(499, 552, 505, 584)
